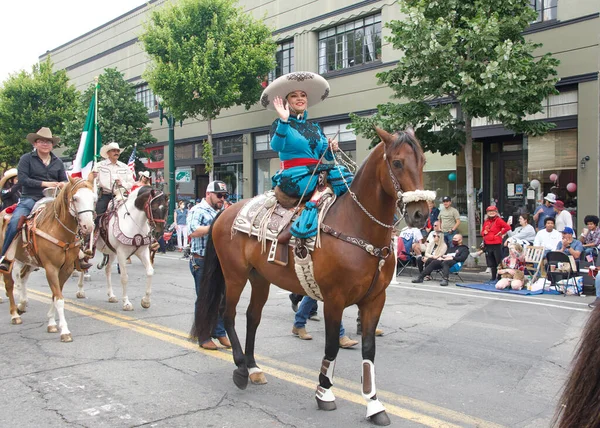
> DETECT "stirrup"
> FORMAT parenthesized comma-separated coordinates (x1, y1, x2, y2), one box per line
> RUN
(267, 240, 288, 266)
(97, 254, 109, 269)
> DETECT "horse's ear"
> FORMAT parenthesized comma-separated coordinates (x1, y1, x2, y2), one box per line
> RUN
(86, 172, 95, 183)
(375, 127, 394, 146)
(68, 175, 75, 184)
(405, 127, 416, 138)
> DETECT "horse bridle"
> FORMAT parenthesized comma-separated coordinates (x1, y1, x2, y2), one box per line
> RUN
(144, 191, 166, 229)
(55, 178, 97, 235)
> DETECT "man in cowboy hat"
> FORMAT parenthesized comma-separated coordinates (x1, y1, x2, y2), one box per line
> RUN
(533, 192, 556, 231)
(0, 127, 67, 272)
(95, 142, 135, 218)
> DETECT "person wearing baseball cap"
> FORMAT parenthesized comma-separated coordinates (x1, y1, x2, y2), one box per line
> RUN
(553, 200, 573, 234)
(556, 226, 583, 259)
(187, 180, 230, 350)
(480, 205, 511, 282)
(438, 196, 460, 245)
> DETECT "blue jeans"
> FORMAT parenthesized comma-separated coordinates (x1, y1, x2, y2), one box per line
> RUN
(583, 247, 598, 261)
(294, 296, 345, 337)
(1, 197, 36, 257)
(189, 257, 226, 338)
(443, 230, 456, 246)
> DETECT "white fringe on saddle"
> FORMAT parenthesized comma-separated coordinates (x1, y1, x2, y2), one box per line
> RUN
(400, 190, 436, 203)
(294, 252, 323, 301)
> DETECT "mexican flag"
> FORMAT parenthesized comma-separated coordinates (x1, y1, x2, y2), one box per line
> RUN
(71, 90, 101, 178)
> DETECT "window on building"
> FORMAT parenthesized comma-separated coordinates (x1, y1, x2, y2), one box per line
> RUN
(254, 133, 271, 152)
(268, 40, 294, 83)
(174, 144, 193, 160)
(322, 122, 357, 142)
(135, 83, 158, 113)
(318, 14, 382, 74)
(530, 0, 557, 23)
(214, 162, 244, 202)
(213, 135, 244, 156)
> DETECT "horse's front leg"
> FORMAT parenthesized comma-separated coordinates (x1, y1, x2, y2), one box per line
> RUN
(14, 263, 28, 314)
(358, 292, 390, 426)
(45, 266, 72, 342)
(138, 247, 154, 309)
(316, 299, 344, 411)
(104, 252, 118, 303)
(244, 273, 270, 385)
(3, 272, 21, 324)
(116, 249, 132, 311)
(75, 271, 86, 298)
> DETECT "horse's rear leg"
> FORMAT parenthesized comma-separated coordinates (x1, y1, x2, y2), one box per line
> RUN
(244, 272, 271, 385)
(3, 272, 21, 324)
(76, 271, 86, 298)
(316, 300, 344, 411)
(116, 250, 133, 311)
(137, 248, 154, 309)
(358, 292, 390, 426)
(15, 264, 29, 314)
(104, 253, 118, 303)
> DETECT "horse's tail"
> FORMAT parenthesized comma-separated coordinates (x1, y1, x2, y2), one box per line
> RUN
(190, 211, 225, 343)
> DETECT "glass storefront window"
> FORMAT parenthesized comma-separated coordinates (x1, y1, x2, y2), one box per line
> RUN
(214, 162, 244, 203)
(175, 144, 193, 160)
(255, 134, 271, 152)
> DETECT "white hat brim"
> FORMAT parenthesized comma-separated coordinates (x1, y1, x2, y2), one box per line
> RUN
(100, 143, 124, 159)
(260, 72, 330, 110)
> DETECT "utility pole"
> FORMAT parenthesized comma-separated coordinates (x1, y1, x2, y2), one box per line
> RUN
(159, 104, 176, 224)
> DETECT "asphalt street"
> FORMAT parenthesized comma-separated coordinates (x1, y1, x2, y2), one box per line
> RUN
(0, 252, 592, 427)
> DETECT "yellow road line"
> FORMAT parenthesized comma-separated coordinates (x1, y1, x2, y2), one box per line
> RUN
(27, 289, 505, 428)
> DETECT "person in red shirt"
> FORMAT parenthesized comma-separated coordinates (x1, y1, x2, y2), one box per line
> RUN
(481, 206, 511, 281)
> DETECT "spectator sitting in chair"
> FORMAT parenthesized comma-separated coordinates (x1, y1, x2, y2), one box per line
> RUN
(505, 213, 536, 247)
(556, 227, 583, 259)
(580, 215, 600, 260)
(533, 217, 562, 256)
(418, 220, 441, 255)
(495, 243, 527, 291)
(399, 226, 424, 257)
(412, 234, 469, 286)
(416, 231, 447, 280)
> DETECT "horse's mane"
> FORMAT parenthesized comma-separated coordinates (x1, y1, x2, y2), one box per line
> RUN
(553, 305, 600, 427)
(390, 130, 425, 164)
(134, 186, 154, 211)
(35, 179, 93, 230)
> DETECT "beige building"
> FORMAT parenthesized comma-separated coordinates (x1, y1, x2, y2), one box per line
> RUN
(42, 0, 599, 232)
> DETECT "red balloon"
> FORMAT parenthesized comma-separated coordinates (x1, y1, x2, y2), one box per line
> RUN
(549, 173, 558, 182)
(566, 182, 577, 193)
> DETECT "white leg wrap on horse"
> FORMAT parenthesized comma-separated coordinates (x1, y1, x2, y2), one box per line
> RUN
(321, 358, 336, 385)
(362, 360, 386, 417)
(316, 385, 336, 402)
(248, 367, 263, 375)
(366, 398, 386, 418)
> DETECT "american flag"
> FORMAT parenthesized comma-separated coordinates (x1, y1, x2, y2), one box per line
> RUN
(127, 143, 137, 179)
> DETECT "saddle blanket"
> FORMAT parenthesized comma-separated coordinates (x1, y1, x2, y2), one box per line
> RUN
(232, 191, 317, 252)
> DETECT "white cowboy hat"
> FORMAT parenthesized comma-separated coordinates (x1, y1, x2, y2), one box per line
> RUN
(26, 127, 60, 144)
(260, 71, 330, 111)
(0, 168, 18, 189)
(100, 142, 124, 159)
(544, 193, 557, 204)
(138, 171, 150, 179)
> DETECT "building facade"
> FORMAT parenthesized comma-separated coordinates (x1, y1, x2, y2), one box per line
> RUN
(42, 0, 599, 232)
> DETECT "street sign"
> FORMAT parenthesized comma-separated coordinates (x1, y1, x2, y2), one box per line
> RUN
(175, 168, 191, 183)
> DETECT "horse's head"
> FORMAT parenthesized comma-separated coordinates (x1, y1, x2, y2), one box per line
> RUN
(66, 175, 97, 235)
(375, 127, 434, 229)
(134, 186, 168, 233)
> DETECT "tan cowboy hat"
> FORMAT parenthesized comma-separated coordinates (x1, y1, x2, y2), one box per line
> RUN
(0, 168, 17, 189)
(100, 142, 124, 159)
(26, 127, 60, 144)
(260, 71, 330, 111)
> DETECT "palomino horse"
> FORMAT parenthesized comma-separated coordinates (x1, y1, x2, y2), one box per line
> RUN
(0, 175, 97, 342)
(77, 186, 167, 310)
(192, 128, 431, 426)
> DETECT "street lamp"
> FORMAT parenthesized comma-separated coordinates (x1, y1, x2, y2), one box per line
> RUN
(158, 100, 176, 224)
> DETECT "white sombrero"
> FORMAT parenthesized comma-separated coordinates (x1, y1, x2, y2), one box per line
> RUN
(138, 171, 150, 179)
(260, 71, 330, 111)
(0, 168, 18, 189)
(100, 142, 124, 159)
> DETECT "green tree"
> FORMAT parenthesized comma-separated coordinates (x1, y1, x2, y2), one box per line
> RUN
(140, 0, 276, 177)
(62, 68, 156, 170)
(351, 0, 559, 262)
(0, 58, 79, 166)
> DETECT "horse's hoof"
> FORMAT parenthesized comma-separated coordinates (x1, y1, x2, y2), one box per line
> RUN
(76, 291, 85, 299)
(47, 325, 58, 333)
(60, 334, 73, 343)
(123, 304, 134, 311)
(232, 368, 249, 390)
(108, 296, 118, 303)
(249, 372, 268, 385)
(141, 298, 151, 309)
(369, 411, 391, 426)
(316, 397, 337, 411)
(11, 316, 22, 325)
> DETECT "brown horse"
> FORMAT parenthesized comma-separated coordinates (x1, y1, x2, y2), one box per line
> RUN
(192, 128, 431, 425)
(0, 175, 96, 342)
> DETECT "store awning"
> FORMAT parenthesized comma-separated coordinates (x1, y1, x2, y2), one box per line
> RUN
(144, 160, 164, 169)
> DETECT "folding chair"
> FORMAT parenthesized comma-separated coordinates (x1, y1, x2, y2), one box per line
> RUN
(396, 235, 415, 276)
(523, 245, 545, 282)
(432, 261, 464, 283)
(544, 251, 577, 295)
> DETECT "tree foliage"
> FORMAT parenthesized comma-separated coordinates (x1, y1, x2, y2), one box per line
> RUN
(62, 68, 156, 169)
(140, 0, 276, 172)
(0, 58, 79, 166)
(351, 0, 560, 152)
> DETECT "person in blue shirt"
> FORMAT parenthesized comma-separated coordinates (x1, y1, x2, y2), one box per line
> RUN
(533, 193, 557, 231)
(555, 227, 583, 259)
(260, 71, 353, 239)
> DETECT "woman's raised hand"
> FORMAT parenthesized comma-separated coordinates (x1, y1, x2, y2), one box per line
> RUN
(328, 138, 339, 151)
(273, 96, 289, 122)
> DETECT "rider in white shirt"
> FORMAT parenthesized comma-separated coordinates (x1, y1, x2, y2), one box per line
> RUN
(96, 142, 134, 217)
(533, 217, 562, 254)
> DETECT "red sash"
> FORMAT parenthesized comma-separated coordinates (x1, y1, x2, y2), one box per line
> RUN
(280, 158, 319, 170)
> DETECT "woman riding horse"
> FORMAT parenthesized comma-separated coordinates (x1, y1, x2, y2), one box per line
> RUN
(262, 71, 353, 239)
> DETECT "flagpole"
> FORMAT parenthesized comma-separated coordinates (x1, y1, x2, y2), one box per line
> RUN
(89, 76, 100, 257)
